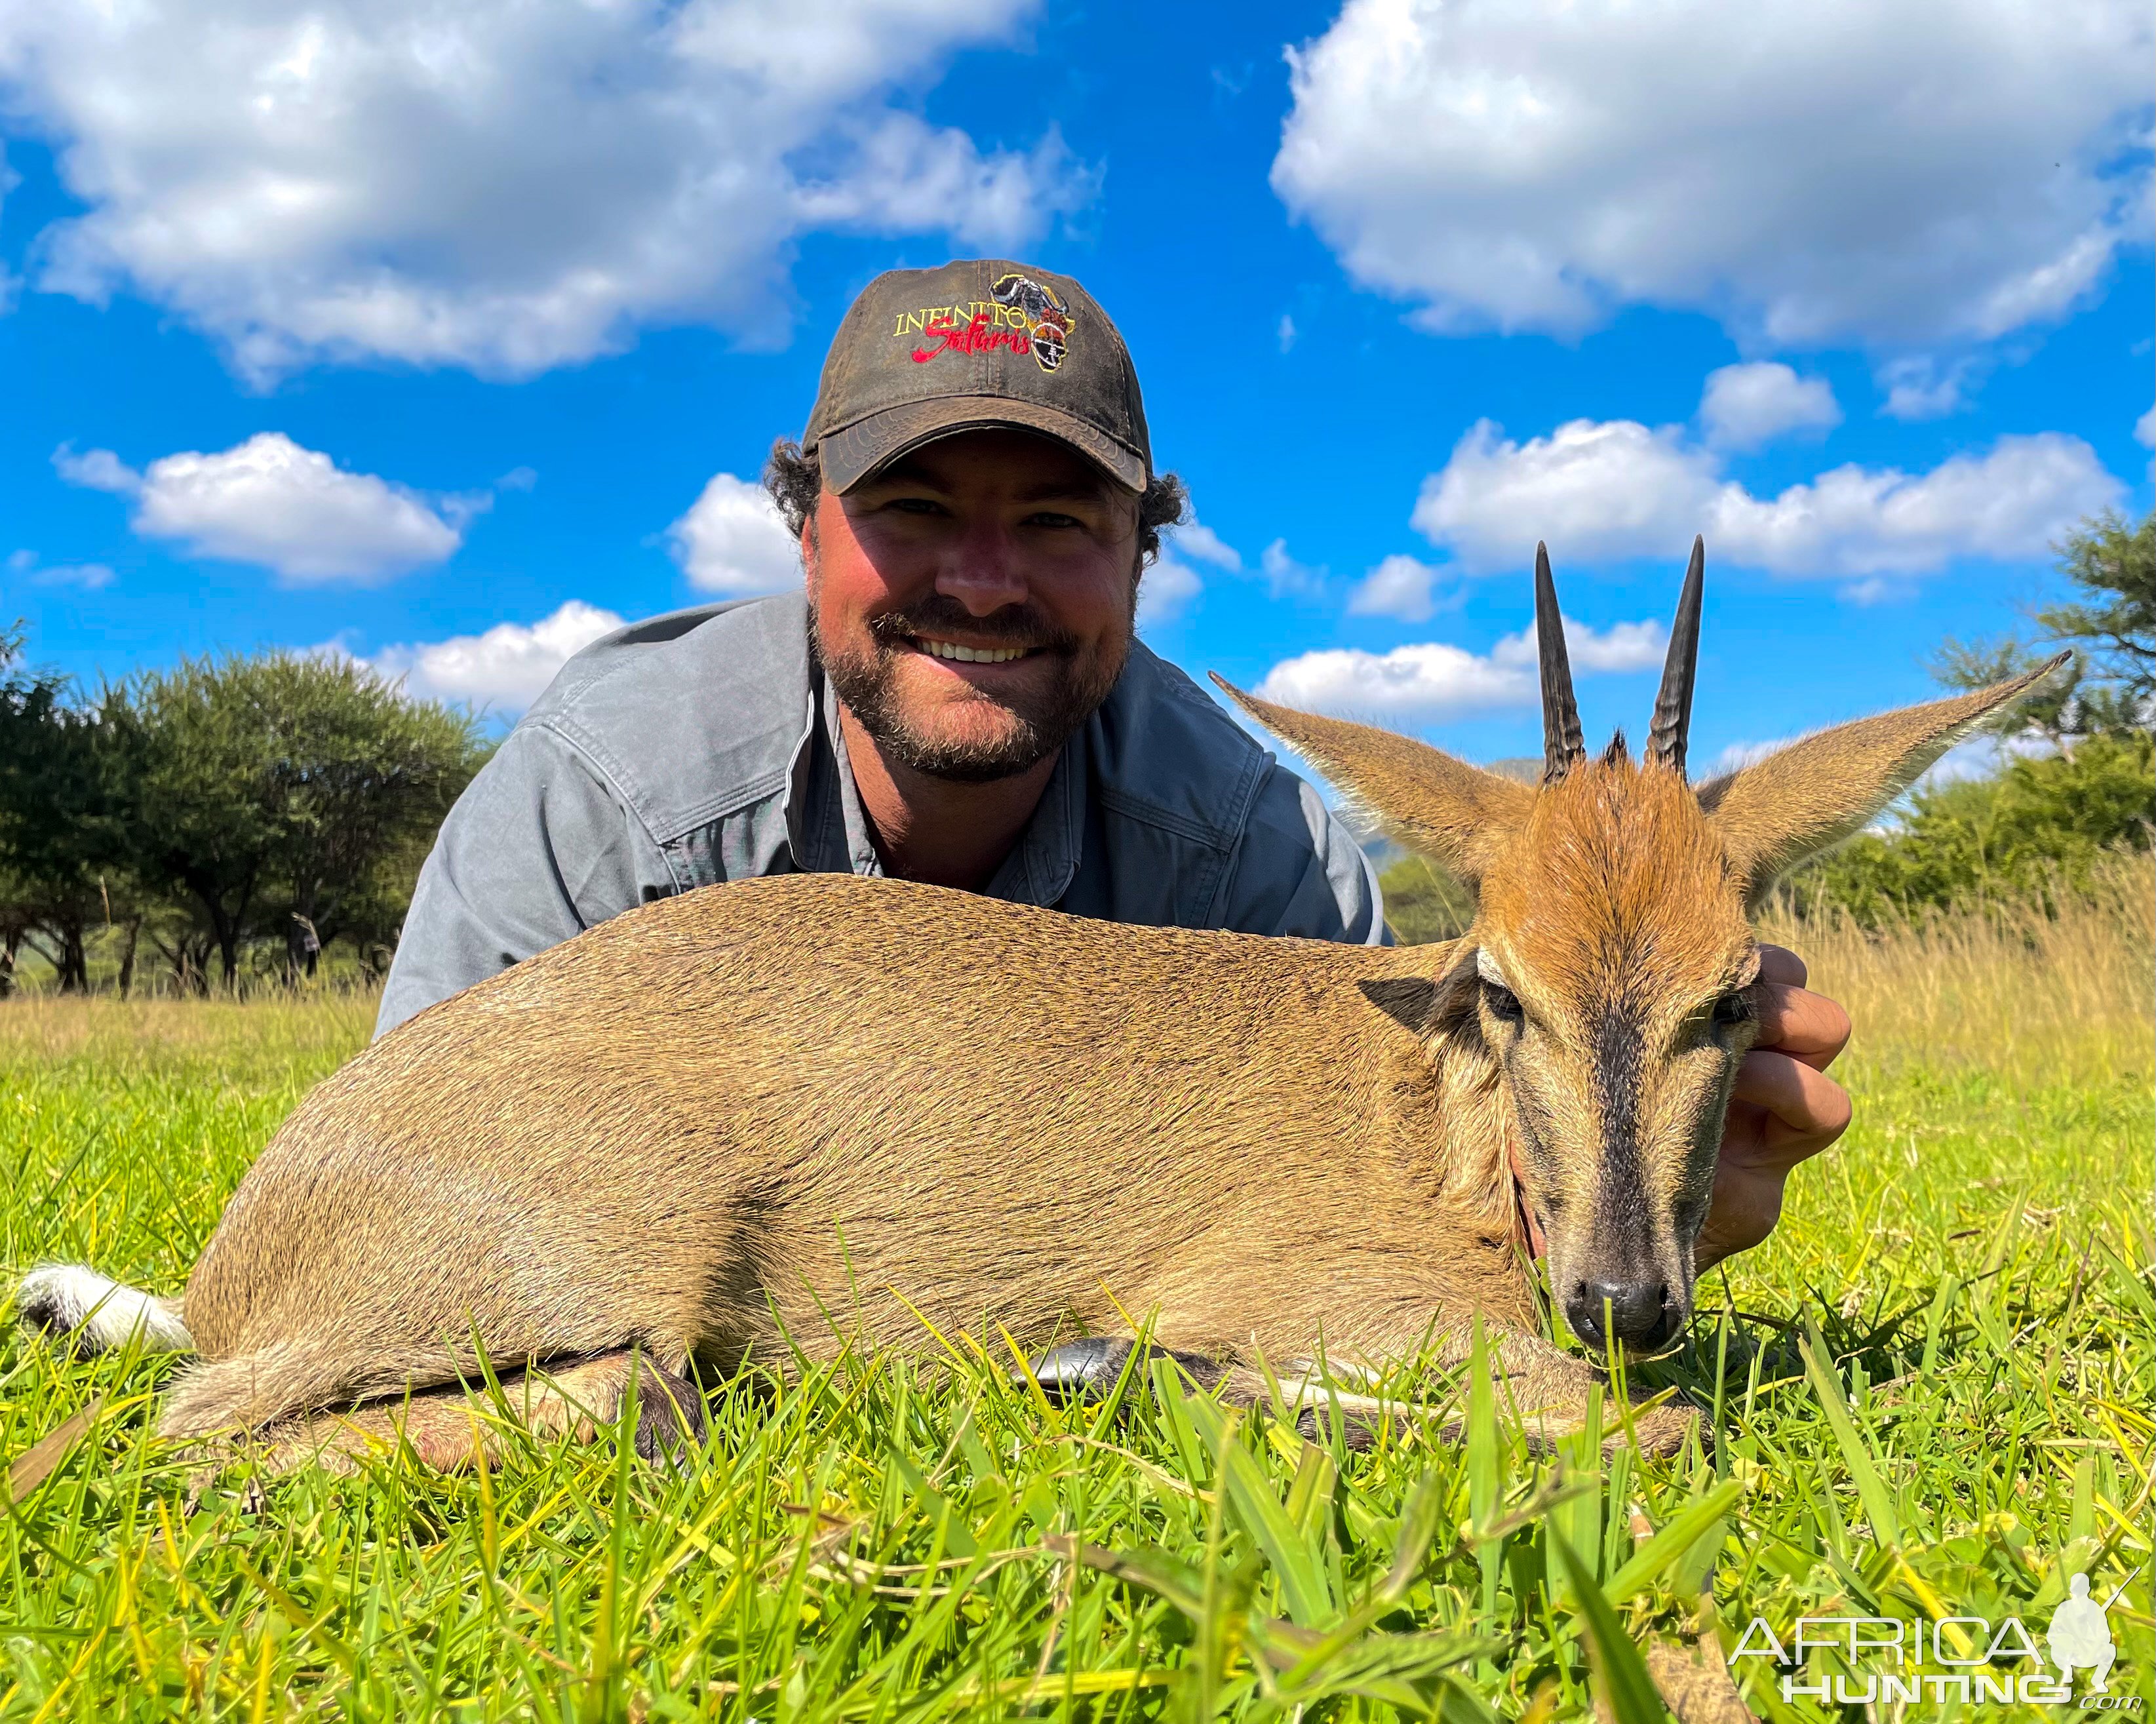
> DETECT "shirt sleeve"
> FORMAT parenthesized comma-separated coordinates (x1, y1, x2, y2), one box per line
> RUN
(1215, 761, 1392, 946)
(374, 722, 676, 1037)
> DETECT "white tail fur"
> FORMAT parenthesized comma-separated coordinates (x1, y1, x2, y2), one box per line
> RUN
(16, 1263, 194, 1355)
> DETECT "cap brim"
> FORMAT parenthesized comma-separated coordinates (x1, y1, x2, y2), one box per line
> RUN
(820, 396, 1147, 496)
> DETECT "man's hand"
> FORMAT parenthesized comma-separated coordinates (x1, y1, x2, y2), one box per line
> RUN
(1695, 945, 1852, 1272)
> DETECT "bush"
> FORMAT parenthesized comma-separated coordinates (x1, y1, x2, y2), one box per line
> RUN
(1786, 731, 2153, 925)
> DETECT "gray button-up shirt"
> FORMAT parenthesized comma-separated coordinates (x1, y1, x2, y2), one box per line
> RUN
(376, 592, 1388, 1036)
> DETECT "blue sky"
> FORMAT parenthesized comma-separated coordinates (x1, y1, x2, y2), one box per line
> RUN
(1, 0, 2149, 774)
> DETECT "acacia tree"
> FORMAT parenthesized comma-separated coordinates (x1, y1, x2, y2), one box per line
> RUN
(251, 656, 487, 979)
(1932, 507, 2155, 744)
(114, 653, 487, 987)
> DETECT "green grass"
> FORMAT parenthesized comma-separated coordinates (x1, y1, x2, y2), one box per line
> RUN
(1, 888, 2151, 1722)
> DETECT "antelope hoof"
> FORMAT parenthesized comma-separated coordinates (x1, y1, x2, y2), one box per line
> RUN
(624, 1360, 709, 1467)
(1023, 1339, 1223, 1403)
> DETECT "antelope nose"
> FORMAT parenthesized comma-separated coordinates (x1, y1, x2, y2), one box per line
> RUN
(1567, 1279, 1674, 1351)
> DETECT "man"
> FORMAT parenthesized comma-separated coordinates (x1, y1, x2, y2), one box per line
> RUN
(380, 258, 1851, 1269)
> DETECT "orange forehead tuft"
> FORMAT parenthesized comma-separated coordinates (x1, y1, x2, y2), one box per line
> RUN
(1478, 753, 1750, 1003)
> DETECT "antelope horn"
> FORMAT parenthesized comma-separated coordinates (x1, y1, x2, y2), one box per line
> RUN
(1647, 536, 1705, 777)
(1535, 541, 1584, 784)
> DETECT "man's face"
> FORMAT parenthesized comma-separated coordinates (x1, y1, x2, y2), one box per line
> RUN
(806, 428, 1142, 783)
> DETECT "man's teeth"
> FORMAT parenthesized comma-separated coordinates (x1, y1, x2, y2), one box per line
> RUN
(918, 638, 1029, 663)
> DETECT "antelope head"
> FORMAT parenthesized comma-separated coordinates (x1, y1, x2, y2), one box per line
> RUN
(1217, 541, 2062, 1356)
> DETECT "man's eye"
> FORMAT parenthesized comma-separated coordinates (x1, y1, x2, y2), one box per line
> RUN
(1712, 992, 1754, 1027)
(1027, 511, 1082, 530)
(1483, 981, 1524, 1023)
(886, 497, 946, 515)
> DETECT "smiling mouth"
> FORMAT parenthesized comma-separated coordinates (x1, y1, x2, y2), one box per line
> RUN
(909, 635, 1038, 665)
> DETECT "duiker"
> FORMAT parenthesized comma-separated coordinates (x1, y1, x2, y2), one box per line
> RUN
(20, 544, 2057, 1471)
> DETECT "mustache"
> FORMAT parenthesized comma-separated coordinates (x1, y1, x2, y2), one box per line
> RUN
(866, 595, 1077, 655)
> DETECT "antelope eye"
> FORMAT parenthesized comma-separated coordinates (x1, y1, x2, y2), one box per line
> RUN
(1712, 991, 1754, 1027)
(1483, 980, 1525, 1023)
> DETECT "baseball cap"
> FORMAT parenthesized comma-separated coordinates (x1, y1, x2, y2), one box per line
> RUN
(802, 260, 1151, 496)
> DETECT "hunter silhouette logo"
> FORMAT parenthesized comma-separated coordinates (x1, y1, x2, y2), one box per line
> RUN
(2048, 1574, 2127, 1695)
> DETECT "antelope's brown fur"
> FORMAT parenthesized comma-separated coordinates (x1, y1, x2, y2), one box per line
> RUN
(167, 878, 1533, 1441)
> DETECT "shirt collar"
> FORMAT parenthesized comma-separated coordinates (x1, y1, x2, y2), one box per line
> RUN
(986, 724, 1083, 906)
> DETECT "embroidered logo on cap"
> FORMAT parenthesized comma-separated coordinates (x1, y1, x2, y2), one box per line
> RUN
(891, 273, 1076, 374)
(992, 273, 1071, 372)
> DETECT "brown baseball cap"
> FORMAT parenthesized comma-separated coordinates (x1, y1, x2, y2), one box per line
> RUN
(802, 259, 1151, 496)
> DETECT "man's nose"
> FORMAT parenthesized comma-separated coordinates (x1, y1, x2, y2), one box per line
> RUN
(935, 520, 1029, 617)
(1565, 1278, 1676, 1352)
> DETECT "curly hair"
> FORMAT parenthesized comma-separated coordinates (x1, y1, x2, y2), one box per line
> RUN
(764, 437, 1189, 568)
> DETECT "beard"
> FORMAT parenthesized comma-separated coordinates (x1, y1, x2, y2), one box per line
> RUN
(812, 590, 1131, 784)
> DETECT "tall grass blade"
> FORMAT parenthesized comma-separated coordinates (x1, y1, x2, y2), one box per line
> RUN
(1798, 1332, 1902, 1550)
(1550, 1531, 1669, 1724)
(1217, 1431, 1335, 1628)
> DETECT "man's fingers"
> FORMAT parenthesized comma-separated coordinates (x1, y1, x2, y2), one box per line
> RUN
(1731, 1048, 1852, 1160)
(1756, 943, 1809, 990)
(1752, 981, 1852, 1070)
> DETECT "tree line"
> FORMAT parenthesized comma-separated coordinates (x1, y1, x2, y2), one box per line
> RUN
(0, 633, 489, 996)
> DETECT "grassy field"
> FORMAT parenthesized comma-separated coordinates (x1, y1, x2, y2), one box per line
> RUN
(1, 872, 2150, 1721)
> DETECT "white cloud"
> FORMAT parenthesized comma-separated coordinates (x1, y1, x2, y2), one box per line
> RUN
(1414, 419, 1718, 572)
(1348, 553, 1444, 622)
(667, 472, 799, 595)
(1258, 640, 1523, 720)
(1137, 553, 1203, 628)
(1259, 538, 1326, 598)
(7, 547, 117, 591)
(1278, 313, 1297, 353)
(51, 445, 140, 494)
(1838, 578, 1909, 607)
(1708, 435, 2123, 577)
(359, 600, 625, 711)
(1257, 614, 1664, 719)
(0, 0, 1078, 380)
(2137, 402, 2155, 479)
(1877, 355, 1982, 421)
(1412, 417, 2123, 578)
(1540, 618, 1667, 673)
(1699, 362, 1841, 450)
(1171, 520, 1243, 571)
(44, 562, 117, 591)
(54, 432, 465, 583)
(1138, 519, 1245, 621)
(1272, 0, 2150, 349)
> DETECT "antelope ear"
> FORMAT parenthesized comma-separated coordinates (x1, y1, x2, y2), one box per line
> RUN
(1698, 654, 2068, 909)
(1211, 674, 1533, 882)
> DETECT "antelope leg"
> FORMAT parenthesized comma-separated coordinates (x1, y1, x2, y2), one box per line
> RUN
(1227, 1334, 1700, 1460)
(243, 1348, 707, 1476)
